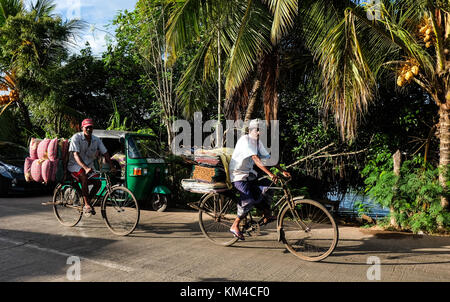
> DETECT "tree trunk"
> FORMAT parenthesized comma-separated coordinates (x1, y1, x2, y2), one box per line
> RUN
(15, 98, 33, 133)
(244, 79, 261, 122)
(438, 103, 450, 210)
(391, 150, 402, 228)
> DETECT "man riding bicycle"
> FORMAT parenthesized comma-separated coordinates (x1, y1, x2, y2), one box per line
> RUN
(229, 119, 290, 240)
(67, 118, 115, 215)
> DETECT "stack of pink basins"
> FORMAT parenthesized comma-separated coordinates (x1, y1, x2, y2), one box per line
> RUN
(24, 138, 69, 184)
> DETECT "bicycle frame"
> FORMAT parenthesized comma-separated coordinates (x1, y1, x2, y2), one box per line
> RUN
(87, 171, 114, 207)
(241, 176, 311, 235)
(57, 171, 115, 208)
(193, 175, 310, 232)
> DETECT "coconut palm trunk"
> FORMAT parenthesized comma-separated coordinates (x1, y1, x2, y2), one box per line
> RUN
(16, 97, 33, 132)
(438, 102, 450, 209)
(244, 79, 261, 122)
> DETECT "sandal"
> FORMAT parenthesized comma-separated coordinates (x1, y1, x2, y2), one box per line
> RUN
(83, 206, 96, 216)
(229, 229, 245, 241)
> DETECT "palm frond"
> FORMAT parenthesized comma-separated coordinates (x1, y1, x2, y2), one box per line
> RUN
(315, 11, 377, 140)
(175, 32, 216, 118)
(29, 0, 56, 18)
(262, 0, 298, 44)
(0, 0, 24, 25)
(224, 0, 272, 99)
(165, 0, 203, 65)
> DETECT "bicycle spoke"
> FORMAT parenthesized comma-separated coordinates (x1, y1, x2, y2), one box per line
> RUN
(53, 185, 82, 227)
(281, 199, 338, 261)
(199, 193, 239, 246)
(103, 187, 139, 236)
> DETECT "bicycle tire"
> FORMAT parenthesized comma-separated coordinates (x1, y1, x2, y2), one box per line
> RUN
(102, 186, 140, 236)
(198, 193, 239, 246)
(151, 193, 168, 212)
(279, 199, 338, 262)
(53, 183, 83, 227)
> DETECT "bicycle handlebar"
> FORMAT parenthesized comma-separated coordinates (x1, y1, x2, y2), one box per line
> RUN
(87, 169, 116, 179)
(259, 174, 291, 186)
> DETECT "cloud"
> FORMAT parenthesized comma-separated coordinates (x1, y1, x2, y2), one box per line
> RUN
(54, 0, 137, 55)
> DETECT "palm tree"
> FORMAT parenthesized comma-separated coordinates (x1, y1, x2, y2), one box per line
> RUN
(0, 0, 23, 25)
(0, 0, 25, 122)
(165, 0, 298, 122)
(0, 0, 84, 132)
(302, 0, 450, 209)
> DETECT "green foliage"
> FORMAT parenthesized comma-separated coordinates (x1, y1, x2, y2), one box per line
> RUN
(353, 199, 374, 217)
(0, 109, 22, 143)
(362, 154, 450, 233)
(107, 100, 130, 131)
(137, 128, 157, 137)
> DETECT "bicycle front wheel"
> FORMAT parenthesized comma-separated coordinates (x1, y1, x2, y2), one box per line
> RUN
(198, 193, 239, 246)
(102, 186, 140, 236)
(53, 184, 83, 227)
(279, 199, 338, 262)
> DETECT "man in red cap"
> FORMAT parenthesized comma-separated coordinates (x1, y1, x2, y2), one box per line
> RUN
(67, 118, 115, 215)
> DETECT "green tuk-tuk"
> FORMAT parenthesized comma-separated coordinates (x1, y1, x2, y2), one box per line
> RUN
(93, 130, 171, 211)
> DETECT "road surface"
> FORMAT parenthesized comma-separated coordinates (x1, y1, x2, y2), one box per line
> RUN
(0, 194, 449, 283)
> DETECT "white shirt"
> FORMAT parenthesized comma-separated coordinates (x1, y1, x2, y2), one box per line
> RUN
(67, 132, 107, 173)
(229, 135, 270, 182)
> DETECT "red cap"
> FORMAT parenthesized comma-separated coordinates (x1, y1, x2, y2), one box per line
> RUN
(81, 118, 94, 128)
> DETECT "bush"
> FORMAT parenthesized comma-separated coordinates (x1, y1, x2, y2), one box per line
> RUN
(362, 153, 450, 233)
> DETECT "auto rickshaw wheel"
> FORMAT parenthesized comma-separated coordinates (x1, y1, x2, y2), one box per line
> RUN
(151, 193, 168, 212)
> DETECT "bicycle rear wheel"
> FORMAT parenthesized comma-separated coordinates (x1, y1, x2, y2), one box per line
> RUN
(102, 186, 140, 236)
(279, 199, 338, 262)
(198, 193, 239, 246)
(53, 184, 83, 227)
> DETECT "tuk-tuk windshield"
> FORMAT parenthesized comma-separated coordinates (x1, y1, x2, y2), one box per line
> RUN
(127, 135, 160, 159)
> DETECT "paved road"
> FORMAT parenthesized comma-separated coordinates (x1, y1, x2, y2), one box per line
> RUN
(0, 194, 449, 283)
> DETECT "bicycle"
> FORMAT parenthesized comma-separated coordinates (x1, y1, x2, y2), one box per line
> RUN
(191, 176, 339, 262)
(52, 170, 140, 236)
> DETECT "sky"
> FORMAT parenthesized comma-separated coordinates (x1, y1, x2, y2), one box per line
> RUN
(53, 0, 138, 55)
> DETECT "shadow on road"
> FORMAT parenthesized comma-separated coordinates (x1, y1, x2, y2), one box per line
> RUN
(0, 228, 119, 281)
(324, 228, 450, 265)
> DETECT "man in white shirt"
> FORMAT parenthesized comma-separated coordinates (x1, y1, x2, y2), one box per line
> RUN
(229, 119, 290, 240)
(67, 118, 114, 214)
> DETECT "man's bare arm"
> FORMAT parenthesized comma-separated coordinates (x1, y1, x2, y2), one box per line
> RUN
(103, 152, 116, 172)
(252, 155, 276, 181)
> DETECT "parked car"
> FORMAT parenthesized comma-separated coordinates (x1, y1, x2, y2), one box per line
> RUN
(92, 130, 171, 211)
(0, 141, 47, 195)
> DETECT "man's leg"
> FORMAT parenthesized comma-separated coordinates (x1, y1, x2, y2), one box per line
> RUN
(230, 181, 259, 238)
(254, 178, 275, 221)
(88, 178, 101, 202)
(77, 172, 92, 210)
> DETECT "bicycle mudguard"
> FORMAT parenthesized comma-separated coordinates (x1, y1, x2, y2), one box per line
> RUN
(152, 185, 171, 194)
(277, 226, 285, 242)
(276, 196, 305, 242)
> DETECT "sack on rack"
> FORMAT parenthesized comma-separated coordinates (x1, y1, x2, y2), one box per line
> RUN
(29, 138, 42, 160)
(191, 165, 226, 183)
(181, 179, 228, 193)
(37, 138, 50, 160)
